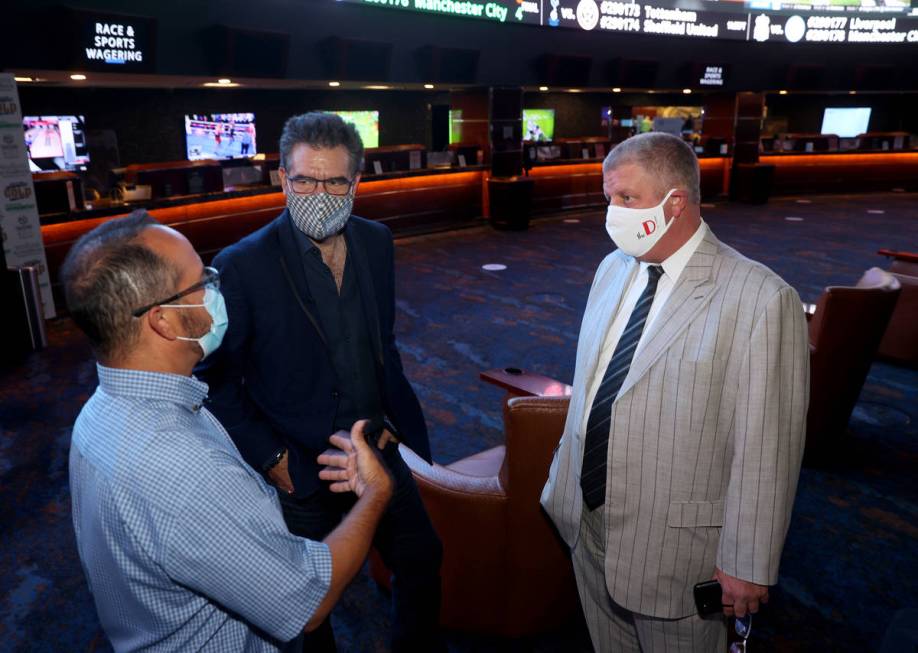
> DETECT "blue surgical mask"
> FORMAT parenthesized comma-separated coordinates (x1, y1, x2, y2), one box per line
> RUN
(163, 288, 229, 359)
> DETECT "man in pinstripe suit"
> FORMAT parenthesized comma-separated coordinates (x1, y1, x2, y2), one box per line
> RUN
(541, 133, 809, 651)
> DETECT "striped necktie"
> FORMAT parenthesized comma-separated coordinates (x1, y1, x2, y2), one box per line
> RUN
(580, 265, 663, 511)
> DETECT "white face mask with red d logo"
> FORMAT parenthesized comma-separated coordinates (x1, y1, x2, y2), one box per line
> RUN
(605, 189, 677, 258)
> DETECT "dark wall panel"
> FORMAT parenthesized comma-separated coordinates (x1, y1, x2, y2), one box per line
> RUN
(522, 92, 609, 139)
(765, 94, 918, 135)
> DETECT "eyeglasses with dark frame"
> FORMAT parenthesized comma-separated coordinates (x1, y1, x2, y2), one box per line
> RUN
(283, 174, 355, 197)
(132, 266, 220, 318)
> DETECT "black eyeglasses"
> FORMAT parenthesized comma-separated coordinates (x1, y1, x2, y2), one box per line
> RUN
(132, 266, 220, 318)
(284, 174, 354, 196)
(729, 614, 752, 653)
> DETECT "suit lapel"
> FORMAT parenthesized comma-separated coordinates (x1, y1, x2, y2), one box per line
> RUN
(575, 255, 635, 396)
(344, 222, 384, 366)
(276, 211, 329, 349)
(615, 230, 721, 401)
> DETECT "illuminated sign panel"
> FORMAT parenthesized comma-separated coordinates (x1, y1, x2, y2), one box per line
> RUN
(699, 65, 725, 87)
(337, 0, 918, 43)
(72, 11, 157, 71)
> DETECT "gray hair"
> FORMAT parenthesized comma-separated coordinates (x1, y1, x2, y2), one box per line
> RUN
(602, 132, 701, 205)
(279, 112, 365, 178)
(60, 210, 179, 362)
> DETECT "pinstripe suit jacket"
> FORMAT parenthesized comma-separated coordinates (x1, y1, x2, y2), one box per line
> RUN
(540, 227, 809, 619)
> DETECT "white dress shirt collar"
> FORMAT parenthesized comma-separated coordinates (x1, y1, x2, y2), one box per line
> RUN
(638, 220, 707, 285)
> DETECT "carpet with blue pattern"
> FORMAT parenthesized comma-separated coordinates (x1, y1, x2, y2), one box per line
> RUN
(0, 192, 915, 652)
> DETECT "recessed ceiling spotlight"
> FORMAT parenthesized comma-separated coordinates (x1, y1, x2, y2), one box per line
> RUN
(218, 78, 232, 85)
(204, 81, 240, 87)
(424, 83, 435, 89)
(682, 88, 692, 94)
(612, 87, 622, 93)
(779, 89, 788, 95)
(14, 76, 33, 83)
(849, 90, 857, 95)
(70, 74, 87, 81)
(328, 81, 341, 87)
(568, 88, 582, 93)
(539, 86, 549, 91)
(365, 85, 390, 90)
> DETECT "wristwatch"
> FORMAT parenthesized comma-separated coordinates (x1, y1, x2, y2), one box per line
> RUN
(263, 447, 286, 472)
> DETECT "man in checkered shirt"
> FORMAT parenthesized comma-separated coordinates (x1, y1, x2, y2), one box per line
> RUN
(63, 210, 392, 652)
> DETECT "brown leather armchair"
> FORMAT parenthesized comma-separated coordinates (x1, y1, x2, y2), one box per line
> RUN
(877, 256, 918, 367)
(371, 395, 579, 637)
(805, 267, 901, 463)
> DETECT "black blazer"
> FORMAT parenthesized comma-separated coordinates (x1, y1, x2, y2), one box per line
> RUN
(196, 211, 431, 496)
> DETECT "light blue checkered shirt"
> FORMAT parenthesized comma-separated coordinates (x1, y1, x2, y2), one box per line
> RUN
(70, 365, 332, 652)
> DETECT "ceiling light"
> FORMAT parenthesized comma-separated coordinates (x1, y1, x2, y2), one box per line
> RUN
(217, 78, 232, 85)
(539, 86, 549, 91)
(612, 87, 622, 93)
(14, 76, 33, 83)
(849, 90, 857, 95)
(365, 85, 390, 90)
(682, 88, 692, 94)
(779, 89, 788, 95)
(204, 81, 240, 87)
(423, 83, 435, 89)
(328, 81, 340, 87)
(70, 74, 87, 81)
(568, 88, 581, 93)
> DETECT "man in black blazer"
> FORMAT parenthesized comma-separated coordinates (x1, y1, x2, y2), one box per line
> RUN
(197, 112, 443, 652)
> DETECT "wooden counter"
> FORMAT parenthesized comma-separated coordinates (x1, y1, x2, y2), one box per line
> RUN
(524, 157, 731, 212)
(40, 168, 488, 306)
(36, 150, 916, 309)
(762, 151, 918, 194)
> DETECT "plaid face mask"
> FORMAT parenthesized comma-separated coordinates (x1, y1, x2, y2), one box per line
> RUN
(286, 190, 353, 240)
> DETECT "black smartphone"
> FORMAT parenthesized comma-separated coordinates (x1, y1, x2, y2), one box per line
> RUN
(693, 580, 723, 616)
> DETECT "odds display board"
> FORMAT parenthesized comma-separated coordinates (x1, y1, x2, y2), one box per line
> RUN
(339, 0, 918, 43)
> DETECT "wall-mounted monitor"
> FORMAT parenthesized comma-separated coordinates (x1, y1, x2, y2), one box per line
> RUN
(601, 106, 613, 127)
(329, 110, 380, 148)
(185, 113, 257, 160)
(820, 107, 871, 138)
(23, 115, 90, 172)
(523, 109, 555, 142)
(448, 109, 463, 145)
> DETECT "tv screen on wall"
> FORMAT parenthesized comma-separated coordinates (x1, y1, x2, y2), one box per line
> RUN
(185, 113, 257, 160)
(448, 109, 463, 145)
(23, 115, 90, 172)
(329, 111, 380, 148)
(820, 107, 871, 138)
(523, 109, 555, 142)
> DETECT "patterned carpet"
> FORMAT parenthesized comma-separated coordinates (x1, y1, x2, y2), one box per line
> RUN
(0, 192, 915, 652)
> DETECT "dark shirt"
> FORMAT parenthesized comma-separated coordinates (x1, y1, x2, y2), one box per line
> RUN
(291, 218, 384, 435)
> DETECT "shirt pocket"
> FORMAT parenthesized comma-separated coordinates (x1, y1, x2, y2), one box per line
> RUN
(667, 500, 725, 528)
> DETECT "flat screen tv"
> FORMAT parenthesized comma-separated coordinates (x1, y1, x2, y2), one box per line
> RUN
(328, 111, 380, 149)
(23, 115, 90, 172)
(601, 106, 613, 127)
(523, 109, 555, 142)
(448, 109, 463, 145)
(820, 107, 871, 138)
(185, 113, 257, 160)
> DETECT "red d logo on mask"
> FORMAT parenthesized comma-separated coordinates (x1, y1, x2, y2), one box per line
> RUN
(642, 220, 657, 236)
